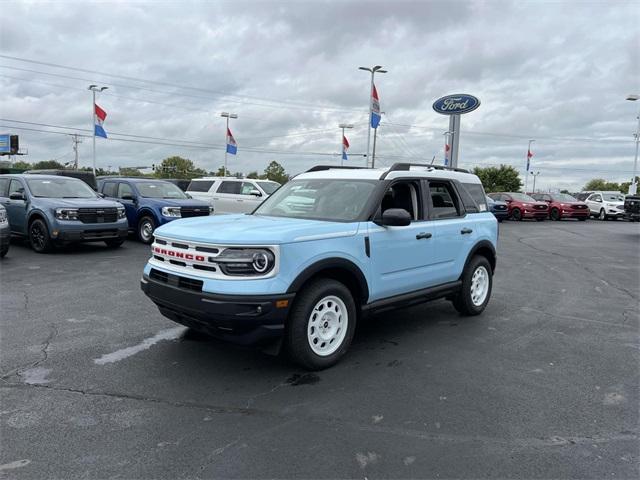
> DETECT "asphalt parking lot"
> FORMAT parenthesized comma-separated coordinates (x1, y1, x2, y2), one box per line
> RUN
(1, 220, 638, 479)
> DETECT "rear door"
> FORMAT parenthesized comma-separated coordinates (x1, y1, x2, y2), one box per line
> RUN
(367, 179, 439, 301)
(214, 180, 242, 213)
(426, 179, 478, 285)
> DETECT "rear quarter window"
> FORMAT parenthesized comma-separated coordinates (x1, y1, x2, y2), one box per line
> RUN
(102, 182, 117, 197)
(461, 182, 487, 212)
(187, 180, 215, 192)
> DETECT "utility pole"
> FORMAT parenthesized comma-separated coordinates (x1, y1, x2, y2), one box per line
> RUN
(70, 134, 82, 169)
(358, 65, 387, 167)
(88, 84, 108, 176)
(338, 123, 353, 166)
(524, 139, 535, 193)
(530, 171, 541, 193)
(626, 94, 639, 195)
(221, 112, 237, 176)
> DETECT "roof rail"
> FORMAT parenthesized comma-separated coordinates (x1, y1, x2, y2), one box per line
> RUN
(305, 165, 366, 173)
(380, 162, 470, 180)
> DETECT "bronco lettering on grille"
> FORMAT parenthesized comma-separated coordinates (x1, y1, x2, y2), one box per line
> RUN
(153, 246, 205, 262)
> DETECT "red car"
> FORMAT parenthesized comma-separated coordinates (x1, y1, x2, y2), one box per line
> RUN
(530, 193, 589, 221)
(488, 192, 548, 221)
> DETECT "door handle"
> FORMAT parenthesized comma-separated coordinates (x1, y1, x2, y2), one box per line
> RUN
(416, 232, 432, 240)
(237, 199, 244, 202)
(460, 228, 473, 235)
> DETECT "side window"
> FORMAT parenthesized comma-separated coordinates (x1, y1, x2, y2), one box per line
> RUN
(239, 182, 257, 195)
(9, 179, 25, 196)
(428, 181, 461, 219)
(592, 194, 602, 202)
(459, 182, 485, 212)
(217, 181, 241, 194)
(380, 180, 423, 221)
(117, 182, 134, 199)
(0, 178, 9, 197)
(102, 182, 117, 197)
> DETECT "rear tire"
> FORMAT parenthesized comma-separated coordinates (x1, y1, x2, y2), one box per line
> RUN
(286, 278, 356, 370)
(511, 208, 522, 221)
(138, 216, 155, 244)
(452, 256, 493, 316)
(29, 218, 53, 253)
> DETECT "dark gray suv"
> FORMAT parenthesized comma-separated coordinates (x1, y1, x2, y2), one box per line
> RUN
(0, 174, 129, 253)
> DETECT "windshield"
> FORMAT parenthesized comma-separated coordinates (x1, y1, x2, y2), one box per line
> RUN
(257, 181, 280, 195)
(136, 182, 188, 199)
(553, 193, 578, 202)
(603, 193, 623, 202)
(509, 193, 537, 202)
(26, 177, 97, 198)
(254, 179, 377, 221)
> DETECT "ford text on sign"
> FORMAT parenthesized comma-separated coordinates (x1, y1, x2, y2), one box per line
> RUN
(432, 94, 480, 115)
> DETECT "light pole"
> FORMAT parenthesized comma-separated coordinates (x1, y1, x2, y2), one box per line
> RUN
(524, 139, 535, 193)
(88, 85, 108, 176)
(220, 112, 237, 175)
(530, 171, 541, 193)
(358, 65, 387, 168)
(626, 94, 639, 195)
(338, 123, 353, 166)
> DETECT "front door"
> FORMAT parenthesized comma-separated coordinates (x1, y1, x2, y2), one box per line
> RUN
(585, 193, 602, 215)
(367, 180, 438, 302)
(116, 182, 138, 225)
(4, 179, 28, 234)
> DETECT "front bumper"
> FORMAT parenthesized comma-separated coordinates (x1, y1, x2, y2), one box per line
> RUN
(51, 219, 129, 243)
(491, 210, 509, 220)
(141, 272, 294, 345)
(522, 210, 548, 219)
(560, 209, 589, 218)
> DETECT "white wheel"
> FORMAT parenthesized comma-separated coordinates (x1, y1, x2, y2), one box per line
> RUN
(307, 295, 348, 357)
(470, 265, 490, 307)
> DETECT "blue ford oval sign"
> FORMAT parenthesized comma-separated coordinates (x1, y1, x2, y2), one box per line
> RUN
(432, 94, 480, 115)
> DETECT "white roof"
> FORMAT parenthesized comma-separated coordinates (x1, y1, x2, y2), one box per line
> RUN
(191, 177, 278, 182)
(296, 166, 482, 183)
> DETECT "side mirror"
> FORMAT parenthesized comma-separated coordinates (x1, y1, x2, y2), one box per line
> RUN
(9, 192, 25, 200)
(249, 189, 262, 197)
(505, 199, 512, 203)
(381, 208, 412, 227)
(97, 192, 105, 198)
(121, 193, 136, 201)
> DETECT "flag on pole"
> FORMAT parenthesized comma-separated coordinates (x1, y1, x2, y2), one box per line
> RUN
(371, 84, 381, 129)
(94, 104, 107, 138)
(526, 148, 533, 171)
(226, 128, 237, 155)
(444, 143, 450, 166)
(342, 135, 350, 161)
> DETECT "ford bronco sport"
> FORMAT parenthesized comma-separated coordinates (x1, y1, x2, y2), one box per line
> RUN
(141, 164, 498, 369)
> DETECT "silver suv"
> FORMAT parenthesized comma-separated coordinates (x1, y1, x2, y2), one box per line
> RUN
(187, 177, 280, 214)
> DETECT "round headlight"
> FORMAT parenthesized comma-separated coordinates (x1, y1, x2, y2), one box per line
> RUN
(252, 252, 270, 273)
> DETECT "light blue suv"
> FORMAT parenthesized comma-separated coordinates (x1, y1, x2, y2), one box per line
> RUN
(141, 164, 498, 369)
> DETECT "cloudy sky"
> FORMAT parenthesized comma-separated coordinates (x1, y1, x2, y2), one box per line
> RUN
(1, 0, 638, 191)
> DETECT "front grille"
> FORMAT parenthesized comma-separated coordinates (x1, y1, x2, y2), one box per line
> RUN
(534, 204, 547, 210)
(571, 204, 587, 210)
(494, 205, 507, 211)
(149, 268, 203, 292)
(180, 207, 209, 218)
(78, 207, 118, 224)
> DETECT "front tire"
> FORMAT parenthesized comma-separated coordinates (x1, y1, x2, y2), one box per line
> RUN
(598, 209, 607, 221)
(550, 208, 560, 220)
(452, 256, 493, 316)
(286, 279, 356, 370)
(138, 216, 155, 244)
(511, 208, 523, 221)
(29, 218, 53, 253)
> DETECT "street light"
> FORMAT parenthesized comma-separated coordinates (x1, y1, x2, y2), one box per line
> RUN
(88, 85, 108, 176)
(338, 123, 353, 166)
(524, 139, 535, 193)
(220, 112, 238, 175)
(626, 94, 639, 195)
(530, 171, 541, 193)
(359, 65, 387, 167)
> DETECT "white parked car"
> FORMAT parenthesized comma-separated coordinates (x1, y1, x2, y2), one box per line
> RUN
(584, 191, 625, 220)
(186, 177, 280, 214)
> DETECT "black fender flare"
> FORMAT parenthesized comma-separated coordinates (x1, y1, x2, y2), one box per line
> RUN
(286, 257, 369, 303)
(462, 240, 497, 274)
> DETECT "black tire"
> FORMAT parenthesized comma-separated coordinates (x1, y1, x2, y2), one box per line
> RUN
(105, 238, 125, 248)
(550, 208, 560, 221)
(137, 216, 155, 244)
(452, 255, 493, 316)
(598, 209, 606, 221)
(511, 208, 522, 221)
(0, 246, 8, 258)
(497, 218, 503, 223)
(29, 218, 53, 253)
(286, 278, 357, 370)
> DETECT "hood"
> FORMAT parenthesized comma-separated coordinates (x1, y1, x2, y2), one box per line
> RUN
(143, 197, 209, 207)
(154, 214, 360, 245)
(37, 197, 123, 209)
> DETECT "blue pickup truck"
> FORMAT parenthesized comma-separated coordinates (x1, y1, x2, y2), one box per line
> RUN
(98, 178, 212, 243)
(141, 164, 498, 369)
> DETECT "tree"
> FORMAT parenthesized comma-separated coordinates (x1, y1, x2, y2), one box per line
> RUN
(472, 165, 522, 193)
(155, 156, 207, 179)
(12, 160, 31, 170)
(246, 171, 260, 179)
(560, 189, 571, 194)
(32, 160, 65, 170)
(620, 176, 639, 194)
(213, 166, 231, 177)
(263, 161, 289, 184)
(583, 178, 621, 191)
(119, 167, 144, 177)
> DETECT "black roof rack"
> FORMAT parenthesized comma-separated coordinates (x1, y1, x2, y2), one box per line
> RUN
(380, 162, 470, 180)
(306, 165, 367, 173)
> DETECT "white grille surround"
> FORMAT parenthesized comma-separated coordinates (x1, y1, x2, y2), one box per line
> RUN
(149, 235, 280, 280)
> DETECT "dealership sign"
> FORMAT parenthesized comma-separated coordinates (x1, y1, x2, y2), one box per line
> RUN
(432, 94, 480, 115)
